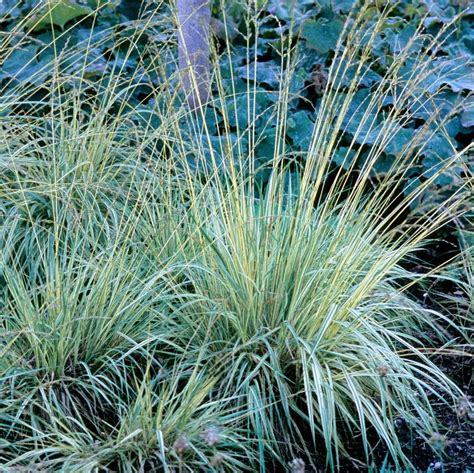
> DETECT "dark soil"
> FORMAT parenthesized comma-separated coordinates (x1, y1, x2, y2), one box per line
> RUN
(311, 341, 473, 473)
(309, 234, 474, 473)
(393, 352, 473, 473)
(372, 235, 472, 473)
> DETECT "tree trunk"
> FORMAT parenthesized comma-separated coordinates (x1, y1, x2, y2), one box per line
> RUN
(177, 0, 211, 110)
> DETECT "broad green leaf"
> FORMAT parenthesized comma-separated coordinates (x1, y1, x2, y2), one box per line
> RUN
(340, 89, 380, 144)
(30, 0, 93, 31)
(301, 17, 344, 54)
(386, 23, 418, 54)
(372, 153, 396, 175)
(461, 97, 474, 128)
(409, 90, 458, 121)
(422, 133, 454, 162)
(266, 0, 316, 23)
(333, 0, 355, 14)
(255, 130, 276, 162)
(385, 127, 414, 156)
(332, 59, 383, 88)
(287, 111, 314, 151)
(0, 45, 50, 85)
(439, 59, 474, 92)
(0, 0, 24, 16)
(423, 0, 457, 26)
(237, 61, 281, 89)
(333, 147, 356, 170)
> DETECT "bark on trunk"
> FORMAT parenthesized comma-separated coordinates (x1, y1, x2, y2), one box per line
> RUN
(177, 0, 211, 110)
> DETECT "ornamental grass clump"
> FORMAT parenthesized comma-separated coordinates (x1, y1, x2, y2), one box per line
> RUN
(0, 0, 471, 471)
(170, 2, 471, 469)
(0, 80, 251, 470)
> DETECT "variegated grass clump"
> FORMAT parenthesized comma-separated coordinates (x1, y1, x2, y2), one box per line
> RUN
(0, 1, 472, 471)
(171, 2, 472, 469)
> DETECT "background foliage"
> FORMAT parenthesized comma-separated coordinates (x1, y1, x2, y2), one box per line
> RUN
(1, 0, 472, 219)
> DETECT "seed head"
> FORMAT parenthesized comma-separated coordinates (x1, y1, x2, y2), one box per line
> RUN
(172, 435, 189, 455)
(428, 432, 448, 451)
(203, 426, 222, 446)
(456, 395, 472, 419)
(288, 458, 305, 473)
(377, 364, 389, 377)
(210, 453, 225, 467)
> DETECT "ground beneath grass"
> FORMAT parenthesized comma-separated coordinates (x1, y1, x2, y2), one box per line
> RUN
(319, 353, 473, 472)
(313, 236, 473, 473)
